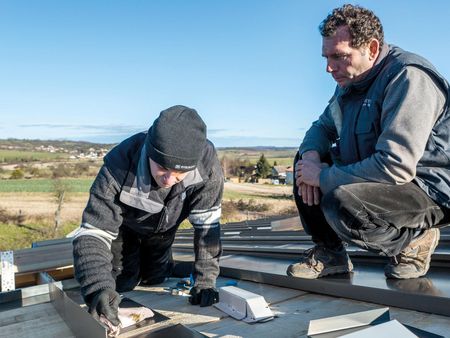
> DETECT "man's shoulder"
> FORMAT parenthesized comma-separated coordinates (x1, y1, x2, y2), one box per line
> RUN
(388, 45, 438, 74)
(102, 132, 146, 185)
(202, 139, 218, 159)
(197, 140, 222, 181)
(104, 132, 146, 164)
(386, 45, 449, 92)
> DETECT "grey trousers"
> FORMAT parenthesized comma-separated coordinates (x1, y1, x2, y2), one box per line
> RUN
(294, 180, 449, 257)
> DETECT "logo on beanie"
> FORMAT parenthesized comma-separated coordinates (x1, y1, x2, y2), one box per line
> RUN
(175, 164, 196, 170)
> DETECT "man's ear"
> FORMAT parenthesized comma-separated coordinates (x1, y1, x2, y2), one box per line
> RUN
(368, 39, 380, 61)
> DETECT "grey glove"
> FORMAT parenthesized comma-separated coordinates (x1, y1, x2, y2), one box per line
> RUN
(88, 289, 121, 326)
(189, 287, 219, 307)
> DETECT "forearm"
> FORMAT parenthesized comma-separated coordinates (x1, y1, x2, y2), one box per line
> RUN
(299, 103, 338, 159)
(73, 165, 122, 301)
(73, 235, 115, 301)
(301, 150, 321, 162)
(193, 224, 221, 288)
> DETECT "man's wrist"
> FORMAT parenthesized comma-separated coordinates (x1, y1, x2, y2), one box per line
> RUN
(301, 150, 320, 162)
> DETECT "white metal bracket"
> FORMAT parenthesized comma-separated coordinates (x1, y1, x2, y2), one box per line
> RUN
(1, 251, 15, 292)
(214, 285, 274, 323)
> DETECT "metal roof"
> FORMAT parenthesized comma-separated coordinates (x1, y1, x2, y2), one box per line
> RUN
(1, 216, 449, 337)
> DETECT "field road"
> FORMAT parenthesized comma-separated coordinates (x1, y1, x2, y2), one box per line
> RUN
(224, 181, 292, 196)
(0, 182, 295, 226)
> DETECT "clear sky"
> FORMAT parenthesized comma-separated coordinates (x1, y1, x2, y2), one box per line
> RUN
(1, 1, 449, 147)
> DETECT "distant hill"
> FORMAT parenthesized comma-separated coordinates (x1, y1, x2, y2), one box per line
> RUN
(0, 138, 297, 166)
(0, 139, 297, 154)
(0, 138, 116, 154)
(217, 146, 297, 152)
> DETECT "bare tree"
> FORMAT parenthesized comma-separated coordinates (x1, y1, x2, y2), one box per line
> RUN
(52, 179, 71, 236)
(220, 155, 229, 178)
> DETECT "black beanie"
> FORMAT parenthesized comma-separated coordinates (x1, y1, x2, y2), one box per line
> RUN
(145, 105, 207, 171)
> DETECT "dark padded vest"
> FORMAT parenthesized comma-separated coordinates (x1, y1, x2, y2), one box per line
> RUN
(337, 45, 450, 208)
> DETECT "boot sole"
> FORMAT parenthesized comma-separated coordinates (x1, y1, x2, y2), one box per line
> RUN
(287, 262, 353, 279)
(319, 263, 354, 278)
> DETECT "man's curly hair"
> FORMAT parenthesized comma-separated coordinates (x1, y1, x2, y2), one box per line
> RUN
(319, 4, 384, 49)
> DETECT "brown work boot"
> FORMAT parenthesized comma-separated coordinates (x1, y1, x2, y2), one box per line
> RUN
(286, 245, 353, 279)
(384, 228, 440, 279)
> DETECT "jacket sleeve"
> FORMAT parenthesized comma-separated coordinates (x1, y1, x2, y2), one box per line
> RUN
(320, 66, 446, 194)
(72, 165, 123, 301)
(299, 96, 340, 159)
(188, 159, 223, 289)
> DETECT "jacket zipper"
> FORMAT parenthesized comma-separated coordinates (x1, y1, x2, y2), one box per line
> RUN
(155, 206, 168, 233)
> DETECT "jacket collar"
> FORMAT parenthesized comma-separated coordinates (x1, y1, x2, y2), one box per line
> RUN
(340, 43, 390, 95)
(119, 143, 203, 213)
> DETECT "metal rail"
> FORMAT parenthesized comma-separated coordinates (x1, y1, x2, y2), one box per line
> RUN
(173, 219, 450, 317)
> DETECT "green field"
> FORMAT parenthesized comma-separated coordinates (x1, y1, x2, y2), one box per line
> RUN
(0, 142, 299, 250)
(0, 149, 68, 163)
(0, 179, 288, 199)
(0, 222, 79, 251)
(265, 157, 294, 166)
(0, 178, 94, 192)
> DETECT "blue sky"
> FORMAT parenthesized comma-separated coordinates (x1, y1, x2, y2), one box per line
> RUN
(1, 1, 449, 147)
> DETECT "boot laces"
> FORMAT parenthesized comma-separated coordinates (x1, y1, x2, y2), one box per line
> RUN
(302, 245, 333, 268)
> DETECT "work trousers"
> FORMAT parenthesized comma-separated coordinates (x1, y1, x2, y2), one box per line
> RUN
(294, 175, 449, 257)
(111, 226, 177, 292)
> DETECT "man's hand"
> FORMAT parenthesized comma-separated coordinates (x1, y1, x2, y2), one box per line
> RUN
(189, 287, 219, 307)
(296, 159, 324, 187)
(298, 183, 321, 206)
(295, 151, 328, 206)
(88, 289, 121, 326)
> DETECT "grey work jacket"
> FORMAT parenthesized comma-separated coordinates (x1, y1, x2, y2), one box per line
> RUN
(300, 45, 450, 208)
(73, 132, 224, 300)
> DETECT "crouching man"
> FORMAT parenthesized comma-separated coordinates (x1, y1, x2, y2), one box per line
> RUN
(73, 105, 223, 326)
(288, 5, 450, 280)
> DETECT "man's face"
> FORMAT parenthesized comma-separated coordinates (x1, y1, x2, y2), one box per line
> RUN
(322, 26, 375, 87)
(149, 158, 189, 188)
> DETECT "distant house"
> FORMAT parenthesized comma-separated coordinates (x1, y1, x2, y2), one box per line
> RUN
(271, 166, 294, 185)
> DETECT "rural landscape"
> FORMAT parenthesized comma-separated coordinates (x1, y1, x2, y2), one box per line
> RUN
(0, 138, 298, 251)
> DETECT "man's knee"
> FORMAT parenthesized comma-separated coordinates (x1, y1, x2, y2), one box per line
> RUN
(115, 272, 140, 292)
(140, 276, 167, 286)
(321, 186, 360, 240)
(321, 185, 395, 254)
(321, 186, 349, 217)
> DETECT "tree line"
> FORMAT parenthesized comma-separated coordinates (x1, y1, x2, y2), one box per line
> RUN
(221, 154, 278, 182)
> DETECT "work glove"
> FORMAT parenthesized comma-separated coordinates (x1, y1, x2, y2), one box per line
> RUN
(88, 289, 121, 326)
(189, 287, 219, 307)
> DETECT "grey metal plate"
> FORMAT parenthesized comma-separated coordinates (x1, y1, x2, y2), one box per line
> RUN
(49, 282, 107, 338)
(131, 324, 207, 338)
(173, 252, 450, 317)
(218, 255, 450, 298)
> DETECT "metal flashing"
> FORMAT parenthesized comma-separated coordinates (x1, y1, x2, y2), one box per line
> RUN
(49, 277, 107, 338)
(339, 320, 417, 338)
(307, 307, 390, 337)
